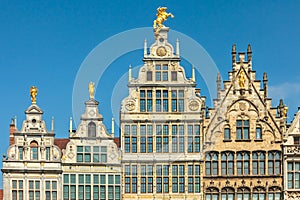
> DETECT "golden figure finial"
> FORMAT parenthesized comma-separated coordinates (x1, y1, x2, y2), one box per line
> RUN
(283, 106, 288, 117)
(238, 71, 246, 89)
(30, 86, 38, 104)
(88, 82, 95, 99)
(153, 7, 174, 33)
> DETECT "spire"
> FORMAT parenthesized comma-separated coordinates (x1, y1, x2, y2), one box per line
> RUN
(191, 65, 195, 82)
(51, 116, 54, 132)
(263, 72, 268, 99)
(128, 65, 132, 82)
(217, 73, 221, 99)
(232, 44, 236, 66)
(176, 38, 180, 56)
(144, 39, 147, 56)
(111, 118, 115, 135)
(247, 44, 252, 61)
(69, 117, 72, 135)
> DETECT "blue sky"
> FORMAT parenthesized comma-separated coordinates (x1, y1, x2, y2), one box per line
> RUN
(0, 0, 300, 186)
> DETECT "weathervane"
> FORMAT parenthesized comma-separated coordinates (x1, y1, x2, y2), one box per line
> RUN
(153, 7, 174, 34)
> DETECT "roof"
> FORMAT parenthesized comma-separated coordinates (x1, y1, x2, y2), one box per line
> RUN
(54, 138, 70, 150)
(114, 138, 120, 148)
(0, 189, 3, 200)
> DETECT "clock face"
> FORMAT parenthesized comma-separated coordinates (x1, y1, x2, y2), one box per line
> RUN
(189, 100, 200, 111)
(156, 46, 167, 57)
(125, 100, 135, 111)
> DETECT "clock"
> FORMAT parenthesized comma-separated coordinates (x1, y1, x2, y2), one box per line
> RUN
(156, 46, 167, 57)
(125, 100, 135, 111)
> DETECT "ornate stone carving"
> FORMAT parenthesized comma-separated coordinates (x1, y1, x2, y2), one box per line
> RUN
(189, 100, 199, 111)
(125, 100, 136, 111)
(286, 146, 300, 154)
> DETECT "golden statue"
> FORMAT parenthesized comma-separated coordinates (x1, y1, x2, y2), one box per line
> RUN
(30, 86, 38, 104)
(239, 70, 246, 89)
(283, 106, 288, 117)
(88, 82, 95, 99)
(153, 7, 174, 32)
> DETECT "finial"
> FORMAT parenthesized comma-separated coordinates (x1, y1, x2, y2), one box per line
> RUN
(51, 117, 54, 132)
(69, 117, 72, 134)
(144, 39, 147, 56)
(191, 65, 195, 82)
(129, 65, 132, 82)
(217, 73, 221, 99)
(232, 44, 236, 64)
(88, 82, 95, 99)
(232, 44, 236, 53)
(176, 39, 180, 56)
(263, 72, 268, 81)
(30, 86, 38, 104)
(247, 44, 252, 61)
(14, 116, 17, 127)
(111, 118, 115, 135)
(153, 7, 174, 33)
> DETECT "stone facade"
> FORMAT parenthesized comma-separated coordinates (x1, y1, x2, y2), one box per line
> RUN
(283, 109, 300, 199)
(203, 45, 285, 199)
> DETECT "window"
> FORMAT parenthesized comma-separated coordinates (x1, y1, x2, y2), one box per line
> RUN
(124, 165, 137, 194)
(172, 165, 185, 193)
(45, 180, 57, 200)
(124, 125, 137, 153)
(171, 90, 184, 112)
(171, 71, 177, 81)
(188, 125, 201, 153)
(187, 164, 200, 193)
(63, 174, 76, 200)
(30, 141, 38, 160)
(12, 180, 23, 200)
(77, 146, 91, 162)
(237, 187, 250, 200)
(268, 151, 281, 175)
(140, 90, 152, 112)
(221, 187, 235, 200)
(147, 71, 152, 81)
(156, 165, 169, 193)
(237, 152, 250, 175)
(224, 127, 231, 140)
(287, 162, 300, 189)
(268, 187, 281, 200)
(156, 90, 169, 112)
(88, 122, 96, 137)
(253, 187, 266, 200)
(256, 127, 262, 139)
(252, 151, 265, 175)
(294, 136, 300, 145)
(221, 152, 234, 175)
(156, 125, 169, 153)
(46, 147, 50, 160)
(205, 187, 219, 200)
(236, 120, 249, 140)
(140, 165, 153, 193)
(155, 64, 168, 81)
(18, 147, 23, 160)
(29, 180, 40, 200)
(205, 152, 219, 175)
(172, 125, 185, 153)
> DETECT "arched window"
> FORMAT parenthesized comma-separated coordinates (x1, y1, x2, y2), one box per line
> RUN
(256, 125, 262, 139)
(30, 141, 38, 160)
(237, 151, 250, 175)
(252, 151, 266, 175)
(253, 187, 266, 200)
(205, 187, 219, 200)
(237, 187, 250, 200)
(268, 187, 281, 200)
(268, 151, 281, 175)
(224, 126, 231, 140)
(221, 187, 235, 200)
(221, 152, 234, 175)
(205, 152, 219, 175)
(88, 122, 96, 137)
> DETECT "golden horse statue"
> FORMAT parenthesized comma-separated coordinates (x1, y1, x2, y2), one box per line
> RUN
(153, 7, 174, 32)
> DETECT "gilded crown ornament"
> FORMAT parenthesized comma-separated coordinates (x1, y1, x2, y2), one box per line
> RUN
(88, 82, 95, 99)
(30, 86, 38, 104)
(153, 7, 174, 34)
